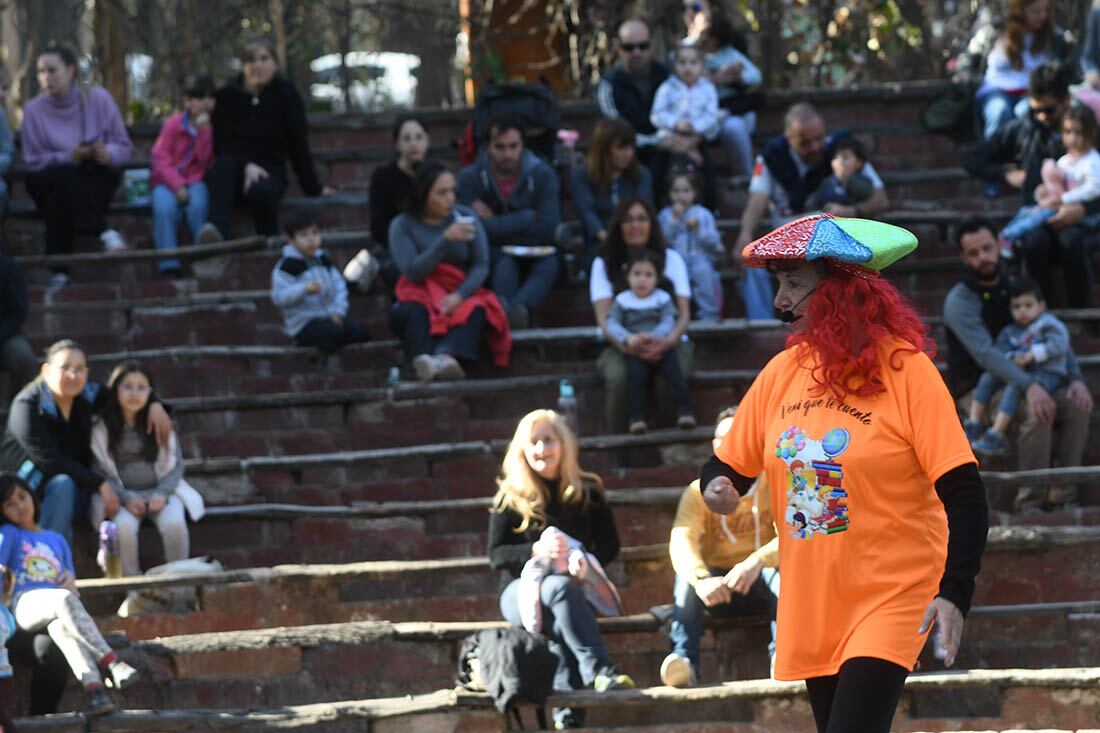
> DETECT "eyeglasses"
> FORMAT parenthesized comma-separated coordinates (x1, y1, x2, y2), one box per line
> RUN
(620, 41, 650, 53)
(50, 365, 87, 377)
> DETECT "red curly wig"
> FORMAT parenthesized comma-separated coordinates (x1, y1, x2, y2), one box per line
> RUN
(788, 269, 934, 400)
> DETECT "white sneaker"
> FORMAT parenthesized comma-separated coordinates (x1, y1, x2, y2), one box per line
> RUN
(48, 272, 72, 290)
(100, 229, 127, 252)
(412, 354, 438, 382)
(660, 652, 695, 688)
(106, 659, 139, 690)
(434, 354, 466, 381)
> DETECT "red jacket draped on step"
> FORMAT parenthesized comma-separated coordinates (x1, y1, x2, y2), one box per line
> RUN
(395, 262, 511, 366)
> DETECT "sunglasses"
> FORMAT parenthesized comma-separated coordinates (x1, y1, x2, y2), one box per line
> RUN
(620, 41, 650, 53)
(1030, 104, 1058, 117)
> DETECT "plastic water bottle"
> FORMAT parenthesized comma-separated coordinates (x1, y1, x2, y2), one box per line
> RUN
(387, 365, 401, 388)
(98, 520, 121, 578)
(557, 379, 579, 436)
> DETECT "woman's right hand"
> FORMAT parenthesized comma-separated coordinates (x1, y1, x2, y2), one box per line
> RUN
(98, 483, 121, 518)
(443, 221, 475, 242)
(243, 162, 269, 193)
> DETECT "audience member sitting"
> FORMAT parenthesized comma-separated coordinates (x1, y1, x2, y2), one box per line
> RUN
(369, 115, 430, 286)
(489, 409, 633, 729)
(571, 118, 654, 272)
(597, 18, 684, 198)
(205, 38, 333, 240)
(0, 252, 38, 391)
(89, 362, 205, 577)
(736, 102, 888, 320)
(1000, 104, 1100, 252)
(457, 117, 561, 330)
(150, 74, 219, 279)
(591, 198, 692, 435)
(6, 629, 70, 715)
(971, 0, 1068, 140)
(1085, 0, 1100, 91)
(271, 210, 370, 354)
(390, 162, 508, 382)
(964, 63, 1100, 307)
(966, 277, 1070, 456)
(658, 169, 723, 320)
(650, 42, 720, 208)
(944, 218, 1093, 512)
(662, 406, 778, 688)
(0, 474, 140, 714)
(0, 340, 172, 542)
(0, 67, 11, 216)
(806, 137, 877, 214)
(699, 13, 763, 178)
(22, 46, 133, 287)
(607, 249, 696, 433)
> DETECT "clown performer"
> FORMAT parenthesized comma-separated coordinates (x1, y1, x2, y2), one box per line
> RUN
(698, 214, 989, 733)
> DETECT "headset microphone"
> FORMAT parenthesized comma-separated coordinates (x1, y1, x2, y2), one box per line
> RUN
(777, 288, 816, 323)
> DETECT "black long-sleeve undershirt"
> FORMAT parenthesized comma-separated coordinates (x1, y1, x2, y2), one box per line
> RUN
(699, 456, 988, 615)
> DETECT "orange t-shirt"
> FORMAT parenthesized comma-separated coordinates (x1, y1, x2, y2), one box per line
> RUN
(716, 340, 976, 681)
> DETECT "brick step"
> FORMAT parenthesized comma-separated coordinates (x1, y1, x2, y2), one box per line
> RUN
(71, 523, 1100, 640)
(17, 662, 1100, 731)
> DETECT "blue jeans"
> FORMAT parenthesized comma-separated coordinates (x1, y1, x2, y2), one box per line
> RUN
(976, 89, 1028, 140)
(976, 370, 1066, 419)
(490, 248, 561, 311)
(670, 569, 778, 677)
(35, 475, 84, 544)
(1001, 205, 1056, 242)
(740, 267, 774, 320)
(152, 182, 210, 273)
(685, 252, 722, 321)
(500, 575, 612, 727)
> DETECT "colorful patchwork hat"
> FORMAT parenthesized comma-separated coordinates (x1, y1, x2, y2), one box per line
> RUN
(741, 213, 918, 278)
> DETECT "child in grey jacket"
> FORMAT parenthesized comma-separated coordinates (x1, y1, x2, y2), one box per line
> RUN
(967, 278, 1070, 456)
(271, 210, 370, 353)
(606, 249, 696, 434)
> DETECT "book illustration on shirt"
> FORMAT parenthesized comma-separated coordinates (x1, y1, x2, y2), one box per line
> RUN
(776, 426, 850, 539)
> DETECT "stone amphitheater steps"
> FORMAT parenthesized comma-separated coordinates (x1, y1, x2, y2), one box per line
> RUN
(16, 667, 1100, 732)
(73, 523, 1100, 639)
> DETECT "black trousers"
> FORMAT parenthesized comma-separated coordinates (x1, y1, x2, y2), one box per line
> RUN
(294, 316, 370, 353)
(804, 656, 908, 733)
(625, 350, 691, 423)
(8, 629, 69, 715)
(389, 301, 485, 363)
(25, 163, 122, 266)
(205, 156, 287, 237)
(1019, 223, 1096, 308)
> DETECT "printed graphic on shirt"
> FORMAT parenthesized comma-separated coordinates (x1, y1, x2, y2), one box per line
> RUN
(776, 425, 851, 539)
(18, 540, 62, 586)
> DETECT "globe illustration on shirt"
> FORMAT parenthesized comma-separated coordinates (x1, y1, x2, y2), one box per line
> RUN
(821, 428, 850, 458)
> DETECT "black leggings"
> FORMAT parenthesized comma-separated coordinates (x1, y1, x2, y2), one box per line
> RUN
(804, 657, 908, 733)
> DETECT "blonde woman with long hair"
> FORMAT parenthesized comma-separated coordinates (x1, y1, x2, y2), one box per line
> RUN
(488, 409, 632, 729)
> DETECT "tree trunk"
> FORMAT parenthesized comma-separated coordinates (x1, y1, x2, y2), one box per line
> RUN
(94, 0, 129, 114)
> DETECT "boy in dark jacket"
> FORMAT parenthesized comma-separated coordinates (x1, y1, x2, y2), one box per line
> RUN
(457, 118, 561, 329)
(271, 211, 369, 353)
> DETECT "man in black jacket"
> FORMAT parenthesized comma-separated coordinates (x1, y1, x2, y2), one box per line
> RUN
(962, 63, 1099, 307)
(0, 252, 37, 391)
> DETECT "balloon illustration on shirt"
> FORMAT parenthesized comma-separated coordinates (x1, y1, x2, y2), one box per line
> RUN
(777, 426, 851, 539)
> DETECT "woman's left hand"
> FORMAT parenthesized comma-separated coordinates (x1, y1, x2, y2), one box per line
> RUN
(147, 495, 167, 513)
(440, 292, 463, 316)
(919, 596, 964, 667)
(147, 403, 173, 446)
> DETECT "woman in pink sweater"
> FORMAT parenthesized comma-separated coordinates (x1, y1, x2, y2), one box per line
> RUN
(150, 75, 218, 279)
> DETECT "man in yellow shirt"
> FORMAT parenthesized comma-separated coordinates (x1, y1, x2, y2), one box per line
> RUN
(662, 407, 780, 688)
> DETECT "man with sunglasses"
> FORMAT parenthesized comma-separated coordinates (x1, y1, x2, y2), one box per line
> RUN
(597, 18, 696, 193)
(963, 62, 1100, 307)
